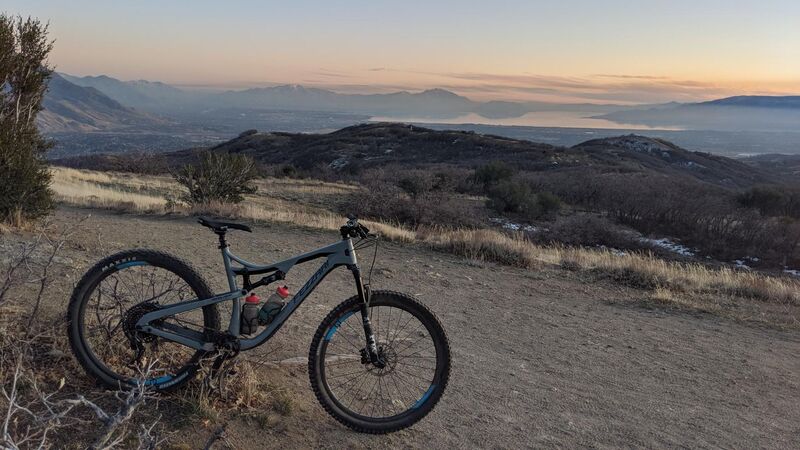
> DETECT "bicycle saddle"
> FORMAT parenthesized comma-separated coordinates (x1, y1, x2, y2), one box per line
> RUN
(198, 217, 252, 233)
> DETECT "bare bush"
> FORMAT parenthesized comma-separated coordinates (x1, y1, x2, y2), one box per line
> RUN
(535, 214, 639, 250)
(472, 160, 514, 189)
(173, 151, 259, 205)
(532, 170, 800, 266)
(343, 179, 482, 228)
(66, 364, 161, 450)
(0, 223, 163, 449)
(737, 184, 800, 219)
(486, 178, 561, 221)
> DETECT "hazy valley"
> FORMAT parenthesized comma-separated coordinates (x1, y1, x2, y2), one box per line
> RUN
(41, 73, 800, 158)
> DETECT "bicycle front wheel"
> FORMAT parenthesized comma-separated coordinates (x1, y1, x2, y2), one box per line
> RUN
(309, 291, 450, 433)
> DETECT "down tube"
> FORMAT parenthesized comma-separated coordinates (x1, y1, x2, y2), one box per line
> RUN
(238, 259, 340, 350)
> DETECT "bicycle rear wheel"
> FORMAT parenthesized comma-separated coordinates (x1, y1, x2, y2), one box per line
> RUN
(67, 249, 220, 391)
(309, 291, 450, 433)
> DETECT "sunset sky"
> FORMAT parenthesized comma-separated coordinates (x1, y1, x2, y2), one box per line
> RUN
(5, 0, 800, 104)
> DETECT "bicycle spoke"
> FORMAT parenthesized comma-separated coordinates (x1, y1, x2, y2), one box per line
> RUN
(81, 263, 207, 381)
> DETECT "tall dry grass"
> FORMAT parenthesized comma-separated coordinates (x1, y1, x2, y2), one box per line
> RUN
(49, 167, 800, 324)
(51, 167, 172, 212)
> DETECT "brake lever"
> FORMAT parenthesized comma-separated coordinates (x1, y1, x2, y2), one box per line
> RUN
(358, 224, 370, 238)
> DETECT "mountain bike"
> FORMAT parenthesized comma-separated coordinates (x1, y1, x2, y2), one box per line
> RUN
(67, 216, 450, 433)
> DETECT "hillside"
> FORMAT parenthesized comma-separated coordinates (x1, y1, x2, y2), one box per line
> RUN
(62, 73, 198, 113)
(742, 153, 800, 178)
(52, 123, 771, 188)
(147, 123, 767, 188)
(570, 135, 768, 186)
(39, 74, 169, 132)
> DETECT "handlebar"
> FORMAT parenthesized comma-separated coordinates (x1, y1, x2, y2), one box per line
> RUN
(341, 215, 371, 239)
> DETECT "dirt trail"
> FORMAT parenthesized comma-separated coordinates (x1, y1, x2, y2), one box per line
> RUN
(40, 208, 800, 448)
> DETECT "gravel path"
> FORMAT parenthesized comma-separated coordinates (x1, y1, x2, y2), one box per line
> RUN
(48, 208, 800, 448)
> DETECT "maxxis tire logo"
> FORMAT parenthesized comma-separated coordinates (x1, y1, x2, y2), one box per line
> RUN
(101, 257, 139, 272)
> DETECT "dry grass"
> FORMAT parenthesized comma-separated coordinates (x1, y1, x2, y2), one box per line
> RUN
(51, 167, 172, 213)
(51, 167, 418, 242)
(255, 177, 359, 195)
(561, 247, 799, 306)
(420, 228, 560, 268)
(49, 167, 800, 326)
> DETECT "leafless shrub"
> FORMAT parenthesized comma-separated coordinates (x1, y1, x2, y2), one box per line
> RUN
(532, 170, 800, 266)
(0, 220, 164, 449)
(173, 151, 259, 205)
(535, 214, 640, 250)
(1, 338, 164, 449)
(66, 363, 160, 449)
(343, 178, 482, 228)
(2, 348, 77, 450)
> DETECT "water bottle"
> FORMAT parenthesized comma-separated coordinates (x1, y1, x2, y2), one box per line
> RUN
(258, 285, 290, 326)
(240, 293, 261, 335)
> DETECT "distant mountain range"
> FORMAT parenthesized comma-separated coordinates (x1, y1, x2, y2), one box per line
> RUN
(60, 73, 800, 119)
(698, 96, 800, 109)
(58, 73, 636, 120)
(595, 95, 800, 132)
(60, 74, 190, 113)
(39, 74, 169, 132)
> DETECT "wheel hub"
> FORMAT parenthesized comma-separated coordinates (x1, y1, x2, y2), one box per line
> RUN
(362, 342, 397, 376)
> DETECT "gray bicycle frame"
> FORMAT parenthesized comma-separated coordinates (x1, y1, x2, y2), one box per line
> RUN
(136, 237, 360, 351)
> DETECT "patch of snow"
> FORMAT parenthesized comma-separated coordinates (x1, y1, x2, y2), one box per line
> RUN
(639, 237, 695, 257)
(490, 217, 537, 232)
(733, 260, 751, 270)
(783, 268, 800, 277)
(678, 160, 706, 170)
(731, 256, 761, 270)
(598, 245, 626, 256)
(329, 156, 349, 169)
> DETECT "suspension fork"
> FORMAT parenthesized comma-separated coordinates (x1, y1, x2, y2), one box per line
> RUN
(350, 265, 385, 368)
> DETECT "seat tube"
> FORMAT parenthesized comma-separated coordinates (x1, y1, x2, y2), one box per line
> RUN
(222, 246, 242, 335)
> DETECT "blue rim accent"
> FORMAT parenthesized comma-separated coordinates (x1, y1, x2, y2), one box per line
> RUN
(116, 261, 148, 269)
(325, 311, 356, 341)
(412, 384, 437, 409)
(143, 375, 172, 386)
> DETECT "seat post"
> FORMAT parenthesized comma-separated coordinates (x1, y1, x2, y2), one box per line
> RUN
(215, 230, 228, 249)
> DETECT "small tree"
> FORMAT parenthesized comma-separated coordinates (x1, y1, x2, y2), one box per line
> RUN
(0, 15, 54, 225)
(536, 191, 562, 218)
(487, 178, 537, 214)
(398, 171, 434, 198)
(487, 178, 561, 221)
(473, 160, 514, 189)
(173, 151, 258, 205)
